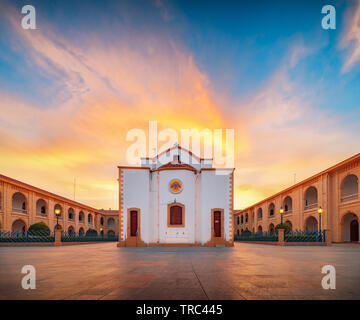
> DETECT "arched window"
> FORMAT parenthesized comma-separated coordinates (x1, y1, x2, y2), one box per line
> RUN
(341, 174, 358, 202)
(68, 208, 75, 220)
(237, 216, 240, 225)
(241, 215, 244, 224)
(88, 214, 93, 224)
(12, 192, 27, 214)
(257, 208, 263, 220)
(79, 211, 84, 223)
(304, 186, 318, 210)
(168, 203, 184, 227)
(108, 218, 115, 228)
(268, 203, 275, 217)
(36, 199, 47, 217)
(245, 213, 248, 223)
(100, 217, 104, 226)
(283, 196, 292, 213)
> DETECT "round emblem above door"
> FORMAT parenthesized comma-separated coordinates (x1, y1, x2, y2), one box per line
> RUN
(169, 179, 183, 194)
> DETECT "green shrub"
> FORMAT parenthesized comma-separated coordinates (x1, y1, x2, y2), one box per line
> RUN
(28, 222, 50, 235)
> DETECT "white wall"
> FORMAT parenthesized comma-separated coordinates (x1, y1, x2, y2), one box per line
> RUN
(199, 171, 231, 244)
(122, 169, 150, 242)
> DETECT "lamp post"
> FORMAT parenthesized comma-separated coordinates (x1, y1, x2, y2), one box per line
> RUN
(280, 206, 284, 226)
(317, 206, 323, 233)
(55, 209, 61, 230)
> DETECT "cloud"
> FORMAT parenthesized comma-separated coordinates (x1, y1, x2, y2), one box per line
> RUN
(0, 2, 358, 211)
(341, 0, 360, 72)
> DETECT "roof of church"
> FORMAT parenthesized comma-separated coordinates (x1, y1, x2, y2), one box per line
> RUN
(141, 145, 213, 161)
(156, 160, 197, 172)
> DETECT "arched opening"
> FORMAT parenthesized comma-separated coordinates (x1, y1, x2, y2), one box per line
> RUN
(283, 196, 292, 213)
(240, 215, 244, 224)
(107, 218, 115, 228)
(285, 220, 293, 231)
(36, 199, 47, 217)
(79, 227, 85, 236)
(68, 226, 75, 235)
(341, 174, 358, 202)
(269, 223, 275, 233)
(304, 186, 318, 210)
(245, 213, 248, 223)
(79, 211, 84, 223)
(54, 204, 63, 219)
(68, 208, 75, 221)
(12, 192, 27, 214)
(100, 217, 104, 226)
(12, 219, 26, 233)
(237, 216, 240, 225)
(108, 230, 115, 236)
(257, 208, 263, 220)
(88, 214, 93, 225)
(342, 212, 359, 242)
(268, 203, 275, 217)
(305, 216, 318, 231)
(236, 229, 240, 235)
(257, 225, 263, 234)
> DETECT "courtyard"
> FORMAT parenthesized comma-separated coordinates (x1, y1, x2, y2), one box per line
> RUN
(0, 242, 359, 300)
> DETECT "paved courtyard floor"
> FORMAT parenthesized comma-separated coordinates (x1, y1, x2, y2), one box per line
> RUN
(0, 242, 359, 300)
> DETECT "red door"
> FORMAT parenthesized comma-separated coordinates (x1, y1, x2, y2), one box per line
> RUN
(130, 211, 138, 237)
(214, 211, 221, 237)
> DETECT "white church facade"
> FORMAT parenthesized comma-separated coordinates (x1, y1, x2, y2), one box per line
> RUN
(117, 145, 234, 247)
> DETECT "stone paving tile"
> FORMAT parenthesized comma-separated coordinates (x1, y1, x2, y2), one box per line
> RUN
(0, 242, 359, 300)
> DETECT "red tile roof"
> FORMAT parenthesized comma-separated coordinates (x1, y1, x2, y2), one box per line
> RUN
(156, 161, 197, 172)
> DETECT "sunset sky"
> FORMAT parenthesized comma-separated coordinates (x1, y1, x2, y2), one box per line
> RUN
(0, 0, 359, 210)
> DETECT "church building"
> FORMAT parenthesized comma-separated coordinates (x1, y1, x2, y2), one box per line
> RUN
(117, 145, 234, 247)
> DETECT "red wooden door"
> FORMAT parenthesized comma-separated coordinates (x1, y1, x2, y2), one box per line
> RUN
(130, 211, 138, 237)
(214, 211, 221, 237)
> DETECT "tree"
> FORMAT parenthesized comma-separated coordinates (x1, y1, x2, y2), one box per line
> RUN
(28, 222, 50, 235)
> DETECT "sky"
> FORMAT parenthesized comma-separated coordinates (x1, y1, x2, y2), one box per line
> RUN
(0, 0, 359, 210)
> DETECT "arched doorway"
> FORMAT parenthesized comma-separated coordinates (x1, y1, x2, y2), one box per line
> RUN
(342, 212, 359, 242)
(257, 225, 263, 234)
(79, 227, 85, 236)
(350, 220, 359, 242)
(12, 219, 26, 233)
(269, 223, 275, 233)
(305, 216, 318, 231)
(68, 226, 75, 235)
